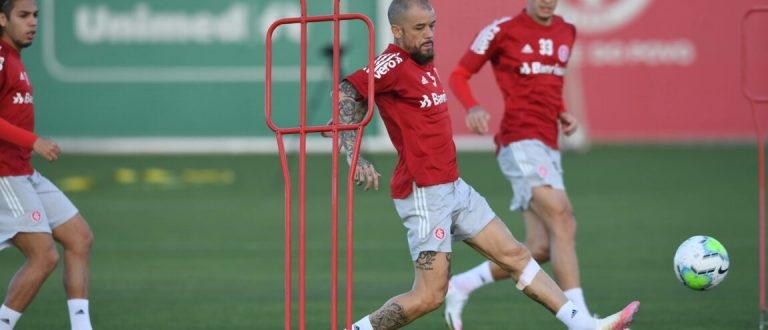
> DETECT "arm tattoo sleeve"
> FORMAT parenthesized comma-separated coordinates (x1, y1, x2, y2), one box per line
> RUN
(337, 80, 368, 164)
(370, 302, 408, 330)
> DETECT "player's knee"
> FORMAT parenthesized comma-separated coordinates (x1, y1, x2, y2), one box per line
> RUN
(79, 226, 94, 252)
(551, 210, 577, 240)
(495, 242, 532, 272)
(527, 243, 550, 263)
(30, 248, 60, 273)
(419, 290, 446, 313)
(66, 226, 94, 255)
(409, 283, 447, 314)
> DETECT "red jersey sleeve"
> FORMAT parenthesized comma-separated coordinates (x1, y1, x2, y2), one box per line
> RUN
(458, 17, 511, 74)
(0, 62, 37, 149)
(448, 65, 478, 110)
(345, 49, 403, 99)
(450, 17, 512, 110)
(0, 118, 37, 149)
(560, 23, 577, 113)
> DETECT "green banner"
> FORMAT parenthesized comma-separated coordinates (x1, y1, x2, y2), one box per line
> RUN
(27, 0, 377, 137)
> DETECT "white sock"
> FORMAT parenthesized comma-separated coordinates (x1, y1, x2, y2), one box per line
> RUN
(67, 299, 93, 330)
(350, 315, 373, 330)
(555, 301, 596, 330)
(564, 288, 590, 315)
(451, 260, 494, 295)
(0, 304, 22, 330)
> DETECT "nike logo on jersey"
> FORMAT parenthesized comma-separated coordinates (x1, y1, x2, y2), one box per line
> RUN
(0, 56, 4, 71)
(13, 92, 33, 105)
(522, 44, 534, 54)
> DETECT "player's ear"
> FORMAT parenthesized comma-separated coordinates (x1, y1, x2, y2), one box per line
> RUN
(0, 12, 7, 29)
(391, 24, 403, 39)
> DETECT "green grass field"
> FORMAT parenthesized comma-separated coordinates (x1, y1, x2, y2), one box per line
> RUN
(0, 145, 761, 329)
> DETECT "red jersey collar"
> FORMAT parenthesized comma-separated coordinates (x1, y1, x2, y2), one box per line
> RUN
(519, 8, 560, 30)
(386, 43, 434, 69)
(0, 39, 20, 57)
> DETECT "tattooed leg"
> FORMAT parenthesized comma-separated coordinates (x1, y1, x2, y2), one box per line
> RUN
(363, 251, 452, 329)
(370, 302, 408, 330)
(415, 251, 438, 271)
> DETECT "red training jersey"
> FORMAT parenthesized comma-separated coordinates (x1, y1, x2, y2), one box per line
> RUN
(0, 39, 36, 176)
(346, 44, 459, 199)
(454, 10, 576, 150)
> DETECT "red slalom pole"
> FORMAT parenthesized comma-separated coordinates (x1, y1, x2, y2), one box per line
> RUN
(331, 0, 341, 327)
(741, 7, 768, 329)
(265, 2, 375, 328)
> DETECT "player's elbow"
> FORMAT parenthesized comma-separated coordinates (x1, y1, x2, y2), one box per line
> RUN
(448, 65, 471, 91)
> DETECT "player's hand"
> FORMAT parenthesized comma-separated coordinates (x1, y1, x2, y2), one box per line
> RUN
(559, 112, 579, 137)
(33, 137, 61, 162)
(349, 155, 380, 191)
(465, 105, 490, 135)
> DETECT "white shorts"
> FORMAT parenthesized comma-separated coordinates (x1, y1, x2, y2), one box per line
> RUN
(393, 178, 496, 261)
(0, 171, 79, 251)
(497, 139, 565, 212)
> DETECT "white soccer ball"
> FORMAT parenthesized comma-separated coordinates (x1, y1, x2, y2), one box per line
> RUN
(673, 235, 729, 290)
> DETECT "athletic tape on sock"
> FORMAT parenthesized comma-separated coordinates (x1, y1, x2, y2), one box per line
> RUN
(515, 258, 541, 290)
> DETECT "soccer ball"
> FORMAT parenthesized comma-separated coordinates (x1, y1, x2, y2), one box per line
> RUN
(673, 235, 729, 290)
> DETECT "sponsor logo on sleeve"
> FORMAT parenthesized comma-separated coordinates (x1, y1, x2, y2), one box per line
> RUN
(470, 17, 512, 55)
(363, 52, 404, 79)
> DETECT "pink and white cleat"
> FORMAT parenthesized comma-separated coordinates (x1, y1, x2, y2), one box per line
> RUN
(595, 301, 640, 330)
(444, 281, 467, 330)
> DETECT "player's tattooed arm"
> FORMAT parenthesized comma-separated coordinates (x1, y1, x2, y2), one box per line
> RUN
(338, 80, 366, 156)
(338, 80, 381, 191)
(370, 302, 408, 330)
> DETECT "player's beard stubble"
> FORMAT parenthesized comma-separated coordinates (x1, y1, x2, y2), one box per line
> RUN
(410, 41, 434, 65)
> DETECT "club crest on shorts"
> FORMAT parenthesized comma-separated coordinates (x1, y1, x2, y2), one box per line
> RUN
(538, 165, 549, 178)
(31, 210, 42, 223)
(434, 227, 446, 241)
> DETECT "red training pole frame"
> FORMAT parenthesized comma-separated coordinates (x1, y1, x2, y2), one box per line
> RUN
(741, 7, 768, 329)
(265, 1, 375, 329)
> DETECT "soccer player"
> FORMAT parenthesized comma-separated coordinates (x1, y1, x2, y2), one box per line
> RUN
(336, 1, 638, 329)
(444, 0, 593, 329)
(0, 0, 94, 329)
